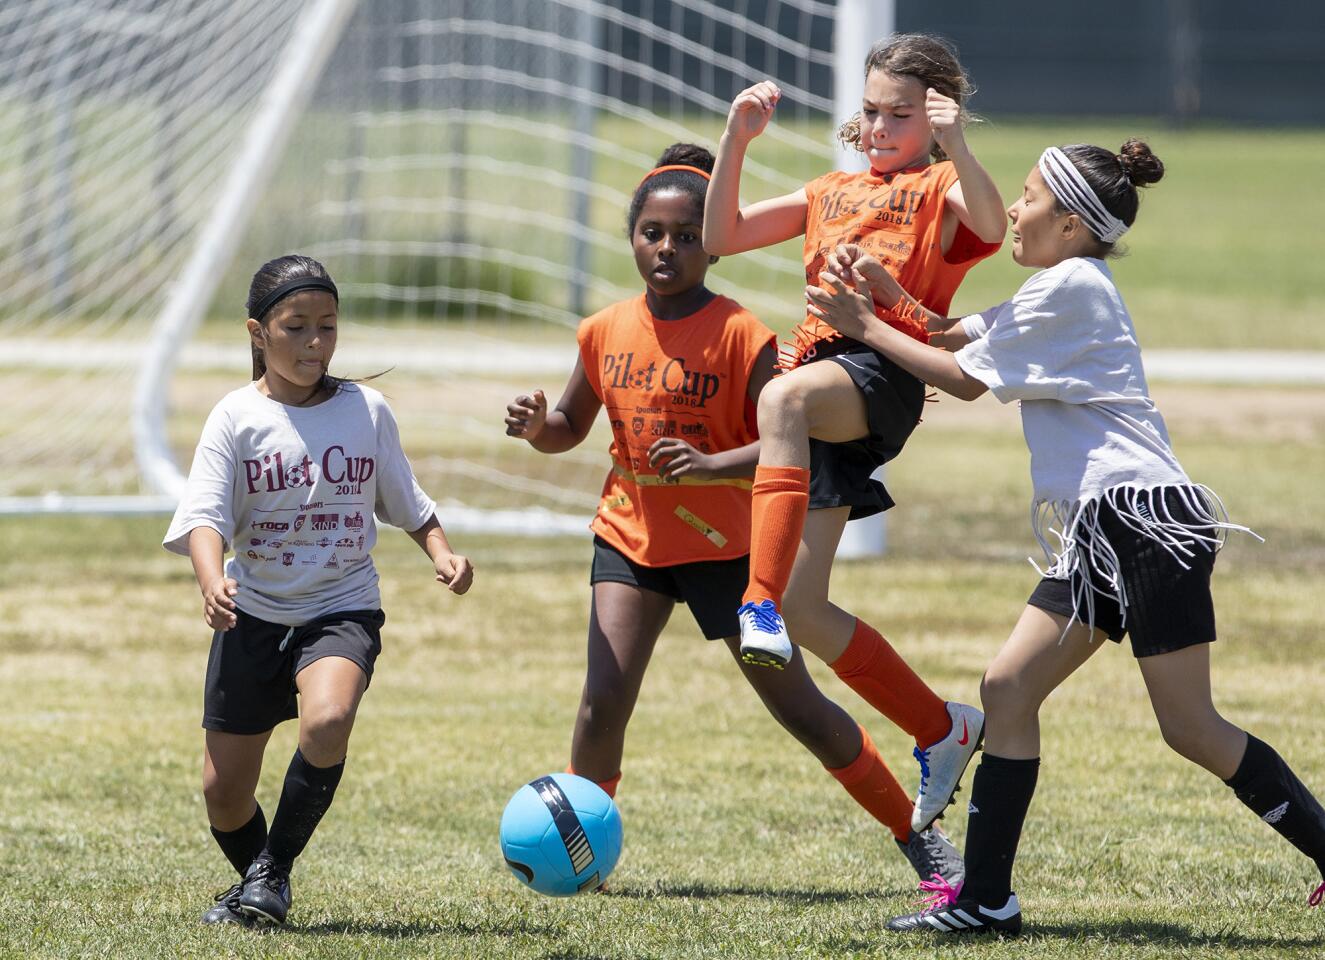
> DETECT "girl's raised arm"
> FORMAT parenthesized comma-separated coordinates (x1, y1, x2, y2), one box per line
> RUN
(925, 88, 1005, 244)
(704, 82, 809, 255)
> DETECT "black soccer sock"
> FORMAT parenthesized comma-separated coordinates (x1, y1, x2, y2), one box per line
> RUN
(961, 754, 1040, 906)
(211, 803, 267, 878)
(1224, 734, 1325, 878)
(262, 749, 345, 867)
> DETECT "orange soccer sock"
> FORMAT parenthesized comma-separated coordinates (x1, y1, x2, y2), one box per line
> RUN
(830, 618, 951, 748)
(742, 465, 811, 607)
(566, 764, 621, 799)
(826, 725, 913, 842)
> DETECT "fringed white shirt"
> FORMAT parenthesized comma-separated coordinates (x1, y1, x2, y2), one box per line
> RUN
(954, 258, 1251, 624)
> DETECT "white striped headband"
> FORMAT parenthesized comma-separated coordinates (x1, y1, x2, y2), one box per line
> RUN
(1037, 146, 1129, 244)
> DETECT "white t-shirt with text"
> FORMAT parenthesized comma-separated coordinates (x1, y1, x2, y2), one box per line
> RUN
(163, 382, 435, 624)
(955, 257, 1189, 506)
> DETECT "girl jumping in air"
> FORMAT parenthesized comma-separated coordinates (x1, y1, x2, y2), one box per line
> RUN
(164, 255, 473, 927)
(808, 139, 1325, 935)
(505, 143, 964, 888)
(703, 33, 1005, 832)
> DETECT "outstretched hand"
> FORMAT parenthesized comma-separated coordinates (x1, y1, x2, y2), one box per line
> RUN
(505, 389, 548, 441)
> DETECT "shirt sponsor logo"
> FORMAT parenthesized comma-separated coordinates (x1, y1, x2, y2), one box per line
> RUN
(282, 552, 294, 567)
(343, 511, 364, 530)
(253, 521, 289, 532)
(311, 513, 339, 531)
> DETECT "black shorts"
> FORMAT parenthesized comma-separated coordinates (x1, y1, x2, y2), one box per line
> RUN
(590, 536, 747, 641)
(1026, 490, 1218, 658)
(806, 340, 926, 520)
(202, 607, 385, 735)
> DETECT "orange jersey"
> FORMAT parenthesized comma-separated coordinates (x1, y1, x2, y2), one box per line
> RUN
(784, 161, 1000, 368)
(578, 294, 775, 567)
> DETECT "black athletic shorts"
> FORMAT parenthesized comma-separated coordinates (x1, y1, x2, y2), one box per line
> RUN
(590, 536, 748, 641)
(805, 339, 927, 520)
(1026, 490, 1218, 658)
(202, 607, 385, 735)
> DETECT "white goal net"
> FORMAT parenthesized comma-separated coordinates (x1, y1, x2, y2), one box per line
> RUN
(0, 0, 844, 531)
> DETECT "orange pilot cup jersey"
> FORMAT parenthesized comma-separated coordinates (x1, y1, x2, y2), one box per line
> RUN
(786, 161, 1000, 368)
(578, 293, 773, 566)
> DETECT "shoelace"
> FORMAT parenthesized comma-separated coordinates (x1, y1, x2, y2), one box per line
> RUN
(1310, 881, 1324, 907)
(917, 874, 963, 911)
(214, 881, 244, 907)
(913, 745, 931, 794)
(248, 860, 289, 894)
(741, 602, 783, 635)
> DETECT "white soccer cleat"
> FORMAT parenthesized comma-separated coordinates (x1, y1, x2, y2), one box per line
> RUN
(911, 701, 985, 833)
(737, 599, 793, 669)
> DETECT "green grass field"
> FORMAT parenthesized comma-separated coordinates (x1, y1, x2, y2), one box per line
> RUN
(211, 115, 1325, 350)
(3, 381, 1323, 959)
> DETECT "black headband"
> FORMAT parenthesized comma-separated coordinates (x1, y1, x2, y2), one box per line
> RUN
(251, 276, 339, 321)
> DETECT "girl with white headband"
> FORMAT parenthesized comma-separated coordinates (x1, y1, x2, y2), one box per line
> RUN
(805, 138, 1325, 935)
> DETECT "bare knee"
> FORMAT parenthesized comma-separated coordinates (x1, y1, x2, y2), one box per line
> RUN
(758, 375, 808, 431)
(202, 770, 255, 825)
(300, 700, 357, 762)
(756, 688, 858, 768)
(1155, 708, 1220, 763)
(979, 667, 1044, 723)
(780, 594, 820, 636)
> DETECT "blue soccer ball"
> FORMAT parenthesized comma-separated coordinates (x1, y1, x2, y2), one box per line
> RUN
(499, 773, 623, 896)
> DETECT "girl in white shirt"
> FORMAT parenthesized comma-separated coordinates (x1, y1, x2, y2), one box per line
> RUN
(164, 255, 473, 927)
(806, 140, 1325, 935)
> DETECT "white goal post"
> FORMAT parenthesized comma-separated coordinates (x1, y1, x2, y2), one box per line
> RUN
(1, 0, 853, 541)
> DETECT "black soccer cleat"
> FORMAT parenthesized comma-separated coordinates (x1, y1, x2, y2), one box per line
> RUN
(886, 889, 1022, 935)
(895, 823, 963, 887)
(238, 856, 292, 926)
(200, 881, 250, 926)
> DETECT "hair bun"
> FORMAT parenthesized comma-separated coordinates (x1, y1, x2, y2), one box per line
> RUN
(1117, 138, 1164, 187)
(656, 142, 715, 175)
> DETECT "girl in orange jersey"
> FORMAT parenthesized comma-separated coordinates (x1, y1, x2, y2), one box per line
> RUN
(506, 143, 964, 886)
(704, 33, 1005, 833)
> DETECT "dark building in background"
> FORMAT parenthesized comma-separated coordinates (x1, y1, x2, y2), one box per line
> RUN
(594, 0, 1325, 125)
(897, 0, 1325, 125)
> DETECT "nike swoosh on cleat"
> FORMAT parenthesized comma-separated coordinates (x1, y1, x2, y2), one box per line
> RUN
(957, 719, 969, 746)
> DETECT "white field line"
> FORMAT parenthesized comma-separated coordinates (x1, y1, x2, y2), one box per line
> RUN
(4, 340, 1324, 384)
(1, 339, 578, 376)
